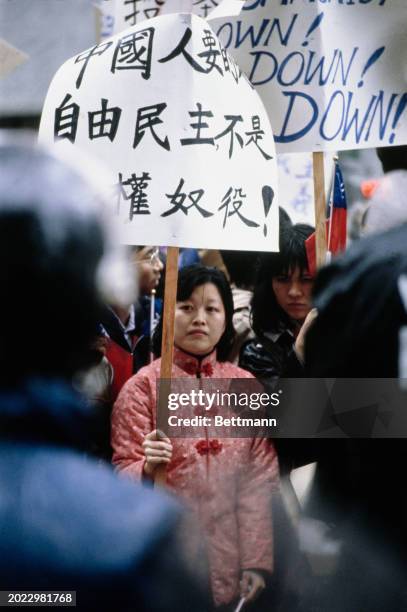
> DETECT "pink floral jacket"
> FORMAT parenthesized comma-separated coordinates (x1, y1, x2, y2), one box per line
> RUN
(111, 347, 279, 606)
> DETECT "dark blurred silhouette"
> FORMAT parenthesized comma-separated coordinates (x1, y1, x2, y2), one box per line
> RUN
(302, 224, 407, 611)
(0, 137, 209, 611)
(376, 145, 407, 173)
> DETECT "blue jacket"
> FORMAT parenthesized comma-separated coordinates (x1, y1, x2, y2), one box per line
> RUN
(0, 379, 209, 611)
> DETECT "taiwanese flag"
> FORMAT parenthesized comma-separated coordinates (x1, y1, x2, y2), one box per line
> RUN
(305, 160, 347, 276)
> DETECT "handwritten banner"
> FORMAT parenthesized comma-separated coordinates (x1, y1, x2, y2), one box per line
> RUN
(112, 0, 244, 30)
(211, 0, 407, 153)
(113, 0, 219, 29)
(39, 12, 279, 251)
(114, 0, 166, 29)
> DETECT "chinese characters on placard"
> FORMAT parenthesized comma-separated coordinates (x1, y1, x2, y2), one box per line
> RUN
(51, 20, 276, 244)
(117, 171, 152, 218)
(72, 27, 241, 91)
(55, 97, 272, 161)
(116, 173, 264, 231)
(122, 0, 219, 23)
(193, 0, 219, 19)
(123, 0, 165, 26)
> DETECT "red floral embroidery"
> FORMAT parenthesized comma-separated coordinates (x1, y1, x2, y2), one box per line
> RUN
(209, 440, 223, 455)
(195, 440, 210, 455)
(195, 439, 223, 455)
(182, 361, 214, 377)
(201, 363, 214, 377)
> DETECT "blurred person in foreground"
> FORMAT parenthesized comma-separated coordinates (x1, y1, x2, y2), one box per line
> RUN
(0, 137, 209, 611)
(359, 170, 407, 237)
(349, 145, 407, 241)
(300, 223, 407, 611)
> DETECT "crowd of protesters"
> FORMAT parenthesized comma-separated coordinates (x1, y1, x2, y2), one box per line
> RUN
(1, 137, 407, 611)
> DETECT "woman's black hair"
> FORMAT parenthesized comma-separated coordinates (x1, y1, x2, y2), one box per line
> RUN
(153, 264, 235, 361)
(252, 223, 314, 336)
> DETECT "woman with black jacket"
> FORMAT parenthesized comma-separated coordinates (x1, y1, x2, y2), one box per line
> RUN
(239, 223, 315, 383)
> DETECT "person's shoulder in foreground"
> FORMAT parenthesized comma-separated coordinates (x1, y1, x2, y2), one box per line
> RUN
(0, 437, 208, 611)
(0, 137, 210, 612)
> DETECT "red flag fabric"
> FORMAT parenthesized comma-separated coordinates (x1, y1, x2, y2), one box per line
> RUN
(305, 161, 347, 276)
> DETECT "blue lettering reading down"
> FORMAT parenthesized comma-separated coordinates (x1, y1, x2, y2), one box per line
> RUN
(249, 47, 358, 87)
(216, 14, 298, 50)
(275, 89, 406, 145)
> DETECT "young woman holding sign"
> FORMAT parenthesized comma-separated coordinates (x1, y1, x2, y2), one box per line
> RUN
(111, 264, 279, 611)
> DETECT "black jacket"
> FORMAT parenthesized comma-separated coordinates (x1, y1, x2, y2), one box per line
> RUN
(239, 331, 303, 383)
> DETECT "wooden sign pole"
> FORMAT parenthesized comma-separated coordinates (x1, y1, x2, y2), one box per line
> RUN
(312, 152, 327, 269)
(154, 246, 179, 487)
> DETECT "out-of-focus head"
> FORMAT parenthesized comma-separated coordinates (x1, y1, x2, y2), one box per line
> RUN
(252, 223, 314, 335)
(361, 170, 407, 237)
(220, 249, 259, 290)
(0, 136, 135, 384)
(306, 223, 407, 377)
(131, 245, 164, 295)
(153, 265, 235, 361)
(376, 145, 407, 173)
